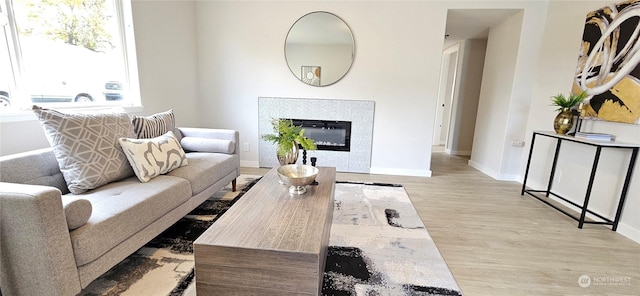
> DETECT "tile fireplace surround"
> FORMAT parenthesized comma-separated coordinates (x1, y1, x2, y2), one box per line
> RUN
(258, 97, 374, 173)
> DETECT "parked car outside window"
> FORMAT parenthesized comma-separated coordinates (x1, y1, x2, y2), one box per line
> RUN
(104, 81, 123, 101)
(0, 90, 10, 107)
(0, 38, 124, 108)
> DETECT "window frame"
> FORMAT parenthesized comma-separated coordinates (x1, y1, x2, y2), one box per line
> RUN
(0, 0, 142, 123)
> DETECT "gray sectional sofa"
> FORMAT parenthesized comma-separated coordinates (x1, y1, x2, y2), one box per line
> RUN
(0, 127, 240, 296)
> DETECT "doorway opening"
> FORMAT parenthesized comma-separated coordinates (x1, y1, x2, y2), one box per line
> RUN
(432, 9, 520, 172)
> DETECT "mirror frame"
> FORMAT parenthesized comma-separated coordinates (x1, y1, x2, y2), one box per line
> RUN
(284, 11, 355, 87)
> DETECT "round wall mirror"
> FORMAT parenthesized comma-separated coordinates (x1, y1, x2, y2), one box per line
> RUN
(285, 12, 355, 86)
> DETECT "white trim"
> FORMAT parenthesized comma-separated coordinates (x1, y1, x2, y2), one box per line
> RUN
(467, 160, 522, 183)
(444, 148, 471, 156)
(0, 105, 144, 123)
(616, 222, 640, 244)
(240, 160, 259, 168)
(119, 0, 141, 107)
(468, 160, 520, 181)
(369, 167, 432, 177)
(468, 159, 498, 178)
(443, 42, 461, 54)
(497, 173, 520, 181)
(0, 111, 36, 123)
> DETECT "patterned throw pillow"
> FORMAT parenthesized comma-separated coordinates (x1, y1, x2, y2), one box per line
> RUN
(131, 109, 175, 139)
(118, 131, 188, 183)
(32, 106, 135, 194)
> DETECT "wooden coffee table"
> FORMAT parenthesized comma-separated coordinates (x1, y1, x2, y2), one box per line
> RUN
(194, 166, 336, 295)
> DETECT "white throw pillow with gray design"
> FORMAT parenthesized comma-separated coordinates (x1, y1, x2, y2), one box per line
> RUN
(32, 106, 135, 194)
(118, 131, 188, 183)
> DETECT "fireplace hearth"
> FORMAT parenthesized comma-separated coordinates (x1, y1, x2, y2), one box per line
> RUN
(287, 118, 351, 152)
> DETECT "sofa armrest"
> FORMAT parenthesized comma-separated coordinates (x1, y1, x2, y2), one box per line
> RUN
(1, 182, 81, 296)
(177, 127, 240, 156)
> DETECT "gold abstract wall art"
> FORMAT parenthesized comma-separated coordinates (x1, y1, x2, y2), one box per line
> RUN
(573, 0, 640, 124)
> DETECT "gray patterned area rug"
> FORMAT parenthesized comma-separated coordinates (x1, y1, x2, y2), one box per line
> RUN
(80, 176, 462, 296)
(324, 182, 461, 295)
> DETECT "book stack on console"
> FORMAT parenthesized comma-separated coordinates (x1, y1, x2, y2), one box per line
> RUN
(574, 132, 615, 141)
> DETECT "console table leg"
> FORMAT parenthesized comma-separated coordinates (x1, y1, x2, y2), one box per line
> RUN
(579, 147, 602, 228)
(521, 133, 537, 195)
(612, 147, 638, 231)
(546, 139, 562, 197)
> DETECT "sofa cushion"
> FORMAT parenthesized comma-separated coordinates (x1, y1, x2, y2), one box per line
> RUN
(131, 110, 175, 139)
(167, 152, 239, 195)
(61, 197, 92, 230)
(32, 106, 135, 194)
(180, 137, 235, 154)
(69, 175, 191, 266)
(119, 131, 188, 183)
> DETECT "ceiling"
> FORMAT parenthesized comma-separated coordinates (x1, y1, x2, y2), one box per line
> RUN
(444, 9, 521, 47)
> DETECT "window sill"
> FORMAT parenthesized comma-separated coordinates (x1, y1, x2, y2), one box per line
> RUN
(0, 105, 144, 123)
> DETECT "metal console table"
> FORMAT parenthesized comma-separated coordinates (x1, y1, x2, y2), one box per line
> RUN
(521, 131, 638, 230)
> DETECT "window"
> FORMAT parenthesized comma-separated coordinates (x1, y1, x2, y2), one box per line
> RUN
(0, 0, 139, 113)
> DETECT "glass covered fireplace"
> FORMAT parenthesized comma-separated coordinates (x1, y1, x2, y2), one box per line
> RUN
(285, 118, 352, 152)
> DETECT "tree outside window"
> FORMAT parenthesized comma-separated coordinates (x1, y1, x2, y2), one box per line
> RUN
(1, 0, 136, 109)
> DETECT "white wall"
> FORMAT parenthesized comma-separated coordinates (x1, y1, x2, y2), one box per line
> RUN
(525, 0, 640, 242)
(0, 119, 49, 155)
(195, 1, 451, 176)
(0, 1, 552, 173)
(469, 11, 525, 179)
(131, 1, 200, 126)
(193, 1, 552, 177)
(447, 39, 486, 156)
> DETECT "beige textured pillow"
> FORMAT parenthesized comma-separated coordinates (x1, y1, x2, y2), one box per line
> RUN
(119, 131, 189, 182)
(32, 106, 135, 194)
(131, 109, 175, 139)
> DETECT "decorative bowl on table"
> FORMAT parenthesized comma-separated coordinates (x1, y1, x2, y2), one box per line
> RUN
(277, 164, 319, 195)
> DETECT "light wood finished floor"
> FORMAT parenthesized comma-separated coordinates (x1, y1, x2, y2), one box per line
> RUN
(242, 152, 640, 296)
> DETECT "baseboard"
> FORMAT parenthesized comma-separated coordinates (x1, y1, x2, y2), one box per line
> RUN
(468, 160, 520, 181)
(616, 222, 640, 244)
(444, 149, 471, 156)
(497, 173, 520, 181)
(468, 160, 499, 179)
(240, 160, 259, 168)
(369, 167, 432, 177)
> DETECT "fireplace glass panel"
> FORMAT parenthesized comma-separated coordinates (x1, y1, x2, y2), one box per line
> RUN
(287, 118, 351, 152)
